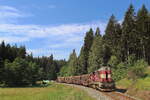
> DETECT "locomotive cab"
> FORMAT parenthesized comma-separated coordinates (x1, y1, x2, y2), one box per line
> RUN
(98, 66, 115, 91)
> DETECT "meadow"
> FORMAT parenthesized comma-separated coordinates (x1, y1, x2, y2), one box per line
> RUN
(116, 67, 150, 100)
(0, 83, 94, 100)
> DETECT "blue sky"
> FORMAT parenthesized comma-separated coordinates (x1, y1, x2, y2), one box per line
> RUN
(0, 0, 149, 59)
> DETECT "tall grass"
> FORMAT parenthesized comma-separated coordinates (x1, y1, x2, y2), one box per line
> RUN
(0, 83, 94, 100)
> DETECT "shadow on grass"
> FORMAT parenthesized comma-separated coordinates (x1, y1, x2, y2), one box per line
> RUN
(0, 83, 51, 88)
(115, 88, 127, 93)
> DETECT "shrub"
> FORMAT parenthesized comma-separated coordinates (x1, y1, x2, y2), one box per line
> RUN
(127, 55, 136, 67)
(127, 59, 148, 80)
(112, 62, 127, 81)
(3, 57, 41, 86)
(108, 55, 119, 68)
(58, 65, 70, 77)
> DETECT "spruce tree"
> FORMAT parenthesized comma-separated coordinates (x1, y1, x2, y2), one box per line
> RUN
(79, 28, 94, 74)
(0, 41, 6, 60)
(136, 5, 149, 62)
(103, 15, 122, 63)
(102, 44, 112, 65)
(88, 28, 103, 73)
(121, 4, 136, 61)
(68, 49, 79, 76)
(113, 23, 122, 60)
(103, 15, 117, 48)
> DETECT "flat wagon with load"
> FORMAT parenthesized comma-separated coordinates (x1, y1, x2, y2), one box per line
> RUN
(57, 66, 115, 91)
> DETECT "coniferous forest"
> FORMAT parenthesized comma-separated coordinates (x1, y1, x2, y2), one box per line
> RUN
(0, 4, 150, 86)
(59, 4, 150, 81)
(0, 41, 66, 86)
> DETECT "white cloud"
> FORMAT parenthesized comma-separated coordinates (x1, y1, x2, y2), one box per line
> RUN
(65, 36, 83, 43)
(0, 5, 31, 24)
(0, 5, 19, 12)
(0, 5, 107, 59)
(0, 21, 107, 58)
(27, 48, 69, 58)
(0, 36, 30, 43)
(0, 21, 106, 37)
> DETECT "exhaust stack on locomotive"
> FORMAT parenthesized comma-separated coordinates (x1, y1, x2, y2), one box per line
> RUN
(57, 66, 115, 91)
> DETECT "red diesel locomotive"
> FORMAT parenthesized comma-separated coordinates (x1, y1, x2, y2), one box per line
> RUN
(57, 66, 115, 91)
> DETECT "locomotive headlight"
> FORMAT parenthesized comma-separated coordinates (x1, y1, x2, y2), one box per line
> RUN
(108, 74, 111, 78)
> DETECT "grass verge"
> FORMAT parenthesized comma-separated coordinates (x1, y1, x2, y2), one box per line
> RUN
(0, 82, 95, 100)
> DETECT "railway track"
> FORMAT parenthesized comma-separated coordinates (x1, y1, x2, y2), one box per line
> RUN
(102, 91, 138, 100)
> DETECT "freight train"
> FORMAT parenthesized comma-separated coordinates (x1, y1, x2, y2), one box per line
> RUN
(57, 66, 115, 91)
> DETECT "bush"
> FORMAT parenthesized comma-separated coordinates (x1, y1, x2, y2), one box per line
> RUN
(112, 62, 127, 81)
(58, 65, 70, 77)
(127, 55, 136, 67)
(108, 55, 119, 68)
(3, 57, 41, 86)
(127, 59, 148, 80)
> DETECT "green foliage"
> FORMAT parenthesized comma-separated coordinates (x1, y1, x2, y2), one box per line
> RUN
(3, 57, 41, 86)
(103, 15, 117, 47)
(108, 55, 119, 68)
(59, 4, 150, 78)
(67, 49, 79, 76)
(136, 5, 150, 63)
(102, 44, 112, 65)
(126, 55, 136, 67)
(88, 29, 103, 73)
(0, 41, 66, 86)
(0, 41, 26, 62)
(112, 62, 127, 81)
(58, 65, 70, 77)
(59, 49, 80, 76)
(34, 55, 63, 80)
(117, 77, 150, 90)
(78, 28, 94, 74)
(1, 4, 150, 87)
(28, 62, 42, 84)
(127, 59, 148, 80)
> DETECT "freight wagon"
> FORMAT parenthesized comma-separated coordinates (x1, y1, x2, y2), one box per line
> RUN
(57, 66, 115, 91)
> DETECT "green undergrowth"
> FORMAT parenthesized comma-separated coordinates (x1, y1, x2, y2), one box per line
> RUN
(117, 67, 150, 90)
(117, 76, 150, 90)
(0, 82, 94, 100)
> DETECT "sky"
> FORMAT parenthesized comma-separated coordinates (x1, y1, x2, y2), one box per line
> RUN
(0, 0, 149, 60)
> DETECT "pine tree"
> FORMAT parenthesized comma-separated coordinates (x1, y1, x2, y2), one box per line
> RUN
(121, 4, 136, 61)
(78, 28, 94, 74)
(95, 27, 101, 36)
(136, 5, 149, 62)
(102, 44, 112, 65)
(103, 15, 117, 48)
(68, 49, 79, 76)
(113, 23, 122, 60)
(17, 46, 26, 58)
(0, 59, 4, 83)
(148, 14, 150, 64)
(103, 15, 122, 63)
(0, 41, 6, 60)
(88, 28, 103, 73)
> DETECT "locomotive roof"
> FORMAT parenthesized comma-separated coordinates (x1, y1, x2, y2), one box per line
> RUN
(97, 66, 111, 71)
